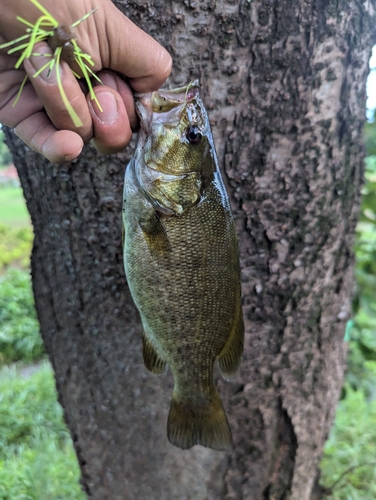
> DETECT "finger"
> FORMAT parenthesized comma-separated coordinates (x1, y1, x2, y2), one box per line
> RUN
(0, 72, 43, 127)
(23, 43, 93, 142)
(0, 47, 43, 126)
(96, 71, 137, 129)
(88, 74, 133, 155)
(100, 2, 172, 93)
(15, 111, 83, 163)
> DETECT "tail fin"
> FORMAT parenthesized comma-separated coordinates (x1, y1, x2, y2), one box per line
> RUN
(167, 390, 233, 452)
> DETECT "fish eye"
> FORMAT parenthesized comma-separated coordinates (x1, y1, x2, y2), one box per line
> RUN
(186, 126, 202, 144)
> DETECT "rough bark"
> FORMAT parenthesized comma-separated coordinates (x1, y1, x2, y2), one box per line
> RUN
(5, 1, 376, 499)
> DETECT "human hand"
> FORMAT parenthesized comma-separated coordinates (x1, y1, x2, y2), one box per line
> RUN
(0, 0, 172, 162)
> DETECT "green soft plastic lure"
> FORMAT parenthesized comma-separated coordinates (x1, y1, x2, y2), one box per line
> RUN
(0, 0, 102, 126)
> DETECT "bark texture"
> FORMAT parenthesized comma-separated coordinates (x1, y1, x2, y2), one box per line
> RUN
(5, 1, 376, 499)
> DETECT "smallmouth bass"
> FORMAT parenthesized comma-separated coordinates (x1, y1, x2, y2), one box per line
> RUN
(123, 81, 244, 451)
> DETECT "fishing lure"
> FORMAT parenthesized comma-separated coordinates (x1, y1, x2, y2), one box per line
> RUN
(0, 0, 102, 127)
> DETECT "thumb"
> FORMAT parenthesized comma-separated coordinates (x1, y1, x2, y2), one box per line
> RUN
(99, 1, 172, 93)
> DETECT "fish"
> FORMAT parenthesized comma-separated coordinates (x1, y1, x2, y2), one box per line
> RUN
(122, 80, 244, 452)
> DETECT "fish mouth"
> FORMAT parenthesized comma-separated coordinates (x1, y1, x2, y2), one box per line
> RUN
(135, 80, 201, 132)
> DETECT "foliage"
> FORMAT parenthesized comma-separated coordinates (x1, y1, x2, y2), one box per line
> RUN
(0, 268, 45, 366)
(0, 362, 85, 499)
(343, 155, 376, 398)
(0, 209, 82, 497)
(0, 224, 42, 366)
(320, 386, 376, 499)
(0, 225, 32, 270)
(0, 130, 12, 168)
(319, 127, 376, 495)
(364, 119, 376, 156)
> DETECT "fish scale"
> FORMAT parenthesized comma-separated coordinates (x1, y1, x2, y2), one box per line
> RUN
(123, 81, 244, 451)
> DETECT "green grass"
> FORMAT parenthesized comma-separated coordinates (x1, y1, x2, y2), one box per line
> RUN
(0, 186, 30, 228)
(0, 225, 33, 271)
(318, 153, 376, 498)
(0, 362, 85, 500)
(320, 386, 376, 499)
(0, 223, 83, 498)
(0, 268, 44, 366)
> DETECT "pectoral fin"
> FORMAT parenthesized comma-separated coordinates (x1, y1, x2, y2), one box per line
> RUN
(217, 304, 244, 380)
(139, 211, 172, 258)
(142, 330, 167, 374)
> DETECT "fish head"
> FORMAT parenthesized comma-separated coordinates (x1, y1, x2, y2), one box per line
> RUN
(133, 81, 216, 215)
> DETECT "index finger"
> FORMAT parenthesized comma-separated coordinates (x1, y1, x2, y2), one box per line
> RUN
(99, 2, 172, 93)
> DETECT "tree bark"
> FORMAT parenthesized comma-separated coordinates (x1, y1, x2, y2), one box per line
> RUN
(5, 1, 376, 499)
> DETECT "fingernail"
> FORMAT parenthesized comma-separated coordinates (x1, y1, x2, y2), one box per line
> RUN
(100, 72, 118, 90)
(29, 47, 59, 83)
(92, 91, 119, 124)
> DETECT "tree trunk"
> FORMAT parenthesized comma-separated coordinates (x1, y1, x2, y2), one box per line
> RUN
(5, 1, 376, 498)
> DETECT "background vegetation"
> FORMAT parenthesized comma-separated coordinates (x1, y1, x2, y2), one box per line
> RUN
(0, 119, 376, 499)
(319, 142, 376, 499)
(0, 140, 85, 498)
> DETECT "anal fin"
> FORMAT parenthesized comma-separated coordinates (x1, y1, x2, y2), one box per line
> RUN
(217, 304, 244, 380)
(142, 330, 167, 374)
